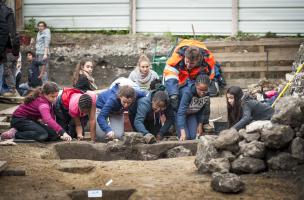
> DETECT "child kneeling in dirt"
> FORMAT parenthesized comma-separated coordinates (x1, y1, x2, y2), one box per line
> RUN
(54, 88, 96, 141)
(128, 88, 174, 141)
(177, 74, 211, 141)
(226, 86, 274, 131)
(96, 84, 146, 141)
(1, 82, 72, 142)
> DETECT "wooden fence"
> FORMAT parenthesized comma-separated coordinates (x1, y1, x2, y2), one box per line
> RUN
(204, 38, 303, 87)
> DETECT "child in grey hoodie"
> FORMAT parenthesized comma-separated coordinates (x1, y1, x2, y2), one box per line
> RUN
(226, 86, 274, 130)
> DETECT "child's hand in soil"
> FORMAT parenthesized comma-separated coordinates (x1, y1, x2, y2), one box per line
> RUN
(77, 134, 84, 140)
(179, 129, 186, 141)
(61, 132, 72, 141)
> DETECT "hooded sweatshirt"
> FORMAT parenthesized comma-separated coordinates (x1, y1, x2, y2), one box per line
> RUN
(233, 94, 274, 130)
(129, 90, 174, 136)
(96, 84, 147, 133)
(13, 96, 64, 136)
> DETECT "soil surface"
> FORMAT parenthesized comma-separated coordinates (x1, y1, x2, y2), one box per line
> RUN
(0, 142, 302, 200)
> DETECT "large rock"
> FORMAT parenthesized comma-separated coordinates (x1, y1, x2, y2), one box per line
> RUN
(239, 140, 265, 159)
(166, 146, 193, 158)
(123, 132, 145, 145)
(261, 124, 295, 149)
(296, 124, 304, 138)
(214, 129, 240, 150)
(239, 129, 260, 142)
(211, 172, 244, 193)
(194, 135, 219, 173)
(271, 97, 304, 128)
(246, 120, 273, 133)
(207, 158, 231, 173)
(291, 137, 304, 162)
(231, 156, 266, 174)
(267, 152, 298, 170)
(219, 150, 236, 162)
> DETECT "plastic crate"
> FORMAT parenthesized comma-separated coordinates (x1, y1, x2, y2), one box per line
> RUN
(152, 56, 167, 79)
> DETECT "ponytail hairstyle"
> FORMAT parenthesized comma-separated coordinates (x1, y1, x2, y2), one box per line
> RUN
(78, 94, 93, 111)
(137, 54, 151, 68)
(152, 91, 169, 108)
(117, 85, 136, 101)
(185, 46, 202, 63)
(226, 86, 244, 127)
(195, 74, 210, 86)
(72, 58, 94, 86)
(24, 82, 59, 104)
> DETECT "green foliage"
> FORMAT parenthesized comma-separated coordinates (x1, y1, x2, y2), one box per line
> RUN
(51, 29, 129, 35)
(264, 31, 277, 38)
(24, 17, 37, 38)
(235, 31, 258, 40)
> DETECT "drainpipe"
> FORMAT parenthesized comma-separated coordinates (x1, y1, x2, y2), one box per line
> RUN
(232, 0, 239, 36)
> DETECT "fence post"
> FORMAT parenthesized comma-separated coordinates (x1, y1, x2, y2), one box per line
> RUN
(130, 0, 137, 34)
(232, 0, 239, 36)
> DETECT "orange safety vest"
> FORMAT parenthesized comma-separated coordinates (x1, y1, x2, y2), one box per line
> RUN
(166, 39, 215, 86)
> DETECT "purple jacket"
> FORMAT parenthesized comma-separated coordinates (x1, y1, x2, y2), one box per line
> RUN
(13, 96, 64, 136)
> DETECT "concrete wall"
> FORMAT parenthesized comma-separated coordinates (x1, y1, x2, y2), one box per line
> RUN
(239, 0, 304, 35)
(23, 0, 130, 30)
(22, 0, 304, 35)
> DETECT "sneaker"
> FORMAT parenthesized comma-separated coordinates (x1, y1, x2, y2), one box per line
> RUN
(203, 124, 214, 133)
(1, 128, 17, 140)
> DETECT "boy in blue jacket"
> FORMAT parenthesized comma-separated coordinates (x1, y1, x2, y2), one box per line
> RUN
(129, 89, 175, 141)
(96, 84, 146, 141)
(177, 74, 211, 141)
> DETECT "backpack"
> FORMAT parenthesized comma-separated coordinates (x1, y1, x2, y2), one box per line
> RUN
(61, 88, 83, 109)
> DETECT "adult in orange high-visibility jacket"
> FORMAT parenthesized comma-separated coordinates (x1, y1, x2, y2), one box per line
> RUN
(163, 39, 215, 110)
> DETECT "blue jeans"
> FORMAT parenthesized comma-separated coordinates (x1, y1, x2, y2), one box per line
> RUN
(37, 54, 49, 83)
(178, 114, 198, 140)
(0, 63, 3, 94)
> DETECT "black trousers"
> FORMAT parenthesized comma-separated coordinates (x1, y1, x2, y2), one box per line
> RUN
(11, 116, 59, 142)
(54, 95, 88, 138)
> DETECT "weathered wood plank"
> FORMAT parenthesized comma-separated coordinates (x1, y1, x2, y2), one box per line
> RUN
(205, 39, 303, 48)
(0, 122, 10, 129)
(0, 106, 18, 116)
(0, 96, 24, 104)
(0, 169, 26, 176)
(215, 51, 296, 62)
(222, 66, 291, 73)
(0, 161, 8, 173)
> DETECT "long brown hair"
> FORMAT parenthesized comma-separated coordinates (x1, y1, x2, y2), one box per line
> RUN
(24, 82, 59, 104)
(72, 58, 93, 86)
(227, 86, 244, 127)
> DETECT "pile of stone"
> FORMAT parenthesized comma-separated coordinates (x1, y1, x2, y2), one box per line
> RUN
(290, 43, 304, 97)
(247, 79, 285, 101)
(195, 96, 304, 193)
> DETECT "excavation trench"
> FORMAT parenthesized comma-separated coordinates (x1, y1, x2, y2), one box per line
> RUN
(51, 140, 198, 161)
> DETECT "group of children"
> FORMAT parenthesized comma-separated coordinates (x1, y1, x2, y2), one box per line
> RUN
(0, 53, 275, 143)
